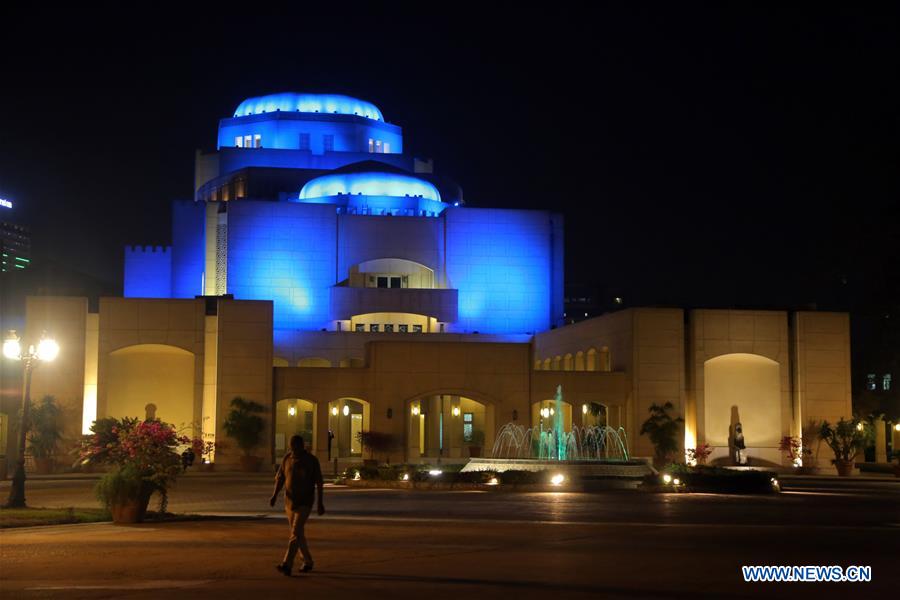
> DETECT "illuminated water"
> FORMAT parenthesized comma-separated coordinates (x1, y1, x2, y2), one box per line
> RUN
(492, 386, 630, 462)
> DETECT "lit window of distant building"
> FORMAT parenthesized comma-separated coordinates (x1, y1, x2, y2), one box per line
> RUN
(884, 374, 892, 391)
(355, 324, 365, 332)
(384, 142, 390, 153)
(399, 325, 409, 333)
(323, 134, 334, 152)
(384, 324, 394, 333)
(370, 324, 379, 333)
(866, 374, 877, 391)
(375, 140, 383, 153)
(413, 324, 423, 333)
(235, 136, 243, 147)
(243, 134, 252, 148)
(254, 134, 261, 148)
(368, 138, 374, 153)
(298, 133, 310, 150)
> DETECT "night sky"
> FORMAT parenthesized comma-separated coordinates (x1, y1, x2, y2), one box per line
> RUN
(1, 4, 897, 319)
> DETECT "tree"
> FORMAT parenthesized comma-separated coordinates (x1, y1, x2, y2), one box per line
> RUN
(639, 402, 684, 465)
(28, 395, 63, 460)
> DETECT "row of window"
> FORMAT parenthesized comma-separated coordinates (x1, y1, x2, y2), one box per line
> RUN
(355, 323, 424, 333)
(234, 134, 262, 148)
(298, 133, 334, 151)
(367, 138, 390, 153)
(335, 207, 441, 217)
(866, 373, 892, 391)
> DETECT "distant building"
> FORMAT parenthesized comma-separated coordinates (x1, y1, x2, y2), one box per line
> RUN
(0, 220, 30, 273)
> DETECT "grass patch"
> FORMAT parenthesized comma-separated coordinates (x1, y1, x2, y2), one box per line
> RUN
(0, 506, 110, 528)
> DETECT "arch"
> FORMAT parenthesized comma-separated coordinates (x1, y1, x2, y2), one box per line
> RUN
(105, 344, 195, 432)
(580, 401, 608, 427)
(574, 351, 585, 371)
(352, 257, 435, 289)
(703, 353, 781, 450)
(563, 353, 574, 371)
(531, 398, 574, 433)
(297, 357, 331, 368)
(405, 392, 495, 461)
(551, 355, 562, 371)
(339, 357, 366, 368)
(599, 346, 611, 372)
(273, 357, 290, 367)
(328, 398, 371, 458)
(586, 347, 597, 371)
(275, 398, 317, 459)
(542, 358, 551, 370)
(533, 359, 542, 371)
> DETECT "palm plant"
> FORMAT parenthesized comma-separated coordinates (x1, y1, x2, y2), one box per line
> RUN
(223, 397, 265, 456)
(28, 395, 63, 460)
(639, 402, 684, 464)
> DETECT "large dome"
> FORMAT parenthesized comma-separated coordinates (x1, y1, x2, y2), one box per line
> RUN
(299, 172, 441, 202)
(233, 93, 384, 121)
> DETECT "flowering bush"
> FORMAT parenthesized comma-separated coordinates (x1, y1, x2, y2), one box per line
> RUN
(686, 443, 713, 465)
(779, 436, 803, 466)
(76, 417, 189, 512)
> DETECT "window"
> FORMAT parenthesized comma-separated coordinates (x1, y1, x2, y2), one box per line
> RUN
(243, 134, 252, 148)
(323, 134, 334, 152)
(884, 374, 892, 391)
(867, 374, 877, 391)
(384, 324, 394, 333)
(413, 324, 423, 333)
(390, 276, 401, 288)
(368, 138, 374, 153)
(383, 142, 390, 153)
(254, 134, 261, 148)
(355, 324, 365, 332)
(298, 133, 310, 150)
(377, 276, 389, 288)
(375, 140, 383, 153)
(463, 413, 473, 442)
(235, 136, 243, 148)
(370, 324, 379, 333)
(399, 324, 409, 333)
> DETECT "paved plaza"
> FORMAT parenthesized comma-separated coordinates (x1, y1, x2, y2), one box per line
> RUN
(1, 475, 898, 598)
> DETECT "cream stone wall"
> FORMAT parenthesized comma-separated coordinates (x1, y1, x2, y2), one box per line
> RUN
(791, 312, 852, 429)
(24, 297, 89, 459)
(687, 310, 792, 466)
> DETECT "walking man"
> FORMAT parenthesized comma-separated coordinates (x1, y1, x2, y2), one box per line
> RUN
(271, 434, 325, 575)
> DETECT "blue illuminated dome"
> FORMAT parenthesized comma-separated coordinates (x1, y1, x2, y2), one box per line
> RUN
(234, 93, 384, 121)
(300, 172, 441, 202)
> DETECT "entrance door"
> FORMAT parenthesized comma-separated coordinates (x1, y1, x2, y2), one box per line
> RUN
(350, 413, 363, 455)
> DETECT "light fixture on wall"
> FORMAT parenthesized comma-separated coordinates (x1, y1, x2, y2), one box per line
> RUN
(288, 406, 296, 417)
(411, 405, 420, 416)
(342, 405, 350, 416)
(550, 407, 555, 416)
(331, 406, 338, 416)
(452, 406, 460, 417)
(582, 404, 588, 415)
(540, 407, 550, 419)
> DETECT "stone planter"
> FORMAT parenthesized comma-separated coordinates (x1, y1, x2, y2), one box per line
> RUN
(468, 446, 482, 458)
(110, 490, 152, 524)
(33, 458, 54, 475)
(834, 459, 854, 477)
(240, 455, 262, 472)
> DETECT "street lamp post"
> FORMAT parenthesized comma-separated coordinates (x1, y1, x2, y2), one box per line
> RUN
(3, 330, 59, 508)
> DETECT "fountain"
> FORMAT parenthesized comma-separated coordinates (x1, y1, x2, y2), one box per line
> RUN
(461, 385, 654, 485)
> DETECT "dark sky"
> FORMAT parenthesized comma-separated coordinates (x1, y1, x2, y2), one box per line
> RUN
(1, 3, 897, 315)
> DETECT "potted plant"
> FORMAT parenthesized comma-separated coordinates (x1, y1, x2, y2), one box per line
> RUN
(778, 436, 803, 468)
(357, 431, 396, 466)
(686, 443, 712, 466)
(27, 395, 63, 475)
(818, 418, 869, 477)
(467, 430, 485, 458)
(76, 417, 188, 523)
(223, 397, 266, 472)
(639, 402, 684, 468)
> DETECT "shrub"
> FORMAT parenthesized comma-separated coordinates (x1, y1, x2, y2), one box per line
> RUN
(222, 397, 266, 456)
(662, 464, 778, 494)
(27, 395, 63, 460)
(95, 464, 148, 508)
(356, 431, 398, 463)
(639, 402, 684, 464)
(818, 418, 870, 463)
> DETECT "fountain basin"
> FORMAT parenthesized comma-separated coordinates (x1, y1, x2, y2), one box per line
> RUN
(461, 457, 655, 480)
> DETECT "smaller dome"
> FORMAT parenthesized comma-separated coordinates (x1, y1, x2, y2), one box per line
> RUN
(299, 172, 442, 203)
(234, 93, 383, 121)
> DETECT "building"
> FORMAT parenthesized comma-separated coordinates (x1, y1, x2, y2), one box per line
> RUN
(1, 218, 31, 273)
(9, 92, 855, 470)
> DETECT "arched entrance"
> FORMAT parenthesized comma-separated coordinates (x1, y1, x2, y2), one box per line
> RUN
(704, 353, 781, 451)
(105, 344, 195, 433)
(328, 398, 370, 458)
(581, 402, 608, 428)
(275, 399, 316, 460)
(406, 394, 495, 461)
(532, 399, 573, 433)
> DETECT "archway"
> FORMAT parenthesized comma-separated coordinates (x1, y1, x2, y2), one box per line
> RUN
(406, 393, 495, 461)
(532, 398, 573, 433)
(298, 357, 331, 367)
(273, 357, 290, 367)
(327, 398, 370, 458)
(580, 402, 608, 427)
(704, 353, 781, 450)
(275, 399, 317, 460)
(563, 353, 574, 371)
(106, 344, 195, 433)
(586, 348, 597, 371)
(575, 351, 585, 371)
